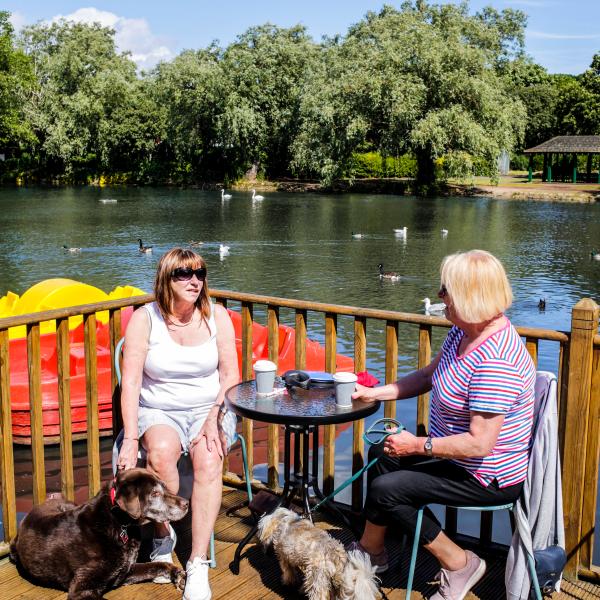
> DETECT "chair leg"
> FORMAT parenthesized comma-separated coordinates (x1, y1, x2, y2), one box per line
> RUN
(238, 433, 253, 503)
(406, 507, 424, 600)
(526, 552, 542, 600)
(209, 530, 217, 569)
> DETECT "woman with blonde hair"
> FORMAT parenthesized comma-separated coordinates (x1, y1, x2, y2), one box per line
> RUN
(348, 250, 536, 600)
(117, 248, 239, 600)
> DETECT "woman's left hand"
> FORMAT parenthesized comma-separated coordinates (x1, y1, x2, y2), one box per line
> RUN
(383, 430, 419, 457)
(190, 414, 226, 458)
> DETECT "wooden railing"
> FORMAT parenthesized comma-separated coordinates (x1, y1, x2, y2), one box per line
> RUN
(0, 292, 598, 582)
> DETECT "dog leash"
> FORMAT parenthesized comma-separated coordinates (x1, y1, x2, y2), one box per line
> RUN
(310, 418, 404, 513)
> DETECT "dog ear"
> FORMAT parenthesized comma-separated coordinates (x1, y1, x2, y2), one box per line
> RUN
(116, 493, 142, 519)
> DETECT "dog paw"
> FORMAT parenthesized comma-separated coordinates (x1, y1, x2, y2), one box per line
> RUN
(172, 567, 186, 591)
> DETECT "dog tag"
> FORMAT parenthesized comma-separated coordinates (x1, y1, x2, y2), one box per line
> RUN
(119, 526, 129, 544)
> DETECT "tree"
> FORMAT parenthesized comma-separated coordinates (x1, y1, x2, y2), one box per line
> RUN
(292, 2, 527, 186)
(19, 19, 160, 179)
(0, 12, 36, 152)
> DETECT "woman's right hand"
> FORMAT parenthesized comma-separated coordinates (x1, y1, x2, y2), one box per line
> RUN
(117, 438, 139, 471)
(351, 383, 379, 403)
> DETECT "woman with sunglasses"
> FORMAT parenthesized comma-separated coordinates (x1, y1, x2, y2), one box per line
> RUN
(348, 250, 536, 600)
(117, 247, 238, 600)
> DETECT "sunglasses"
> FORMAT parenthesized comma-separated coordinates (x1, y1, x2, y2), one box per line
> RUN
(438, 285, 448, 298)
(171, 267, 207, 281)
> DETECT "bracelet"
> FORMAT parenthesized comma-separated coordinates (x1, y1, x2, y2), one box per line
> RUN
(213, 403, 227, 415)
(124, 437, 139, 441)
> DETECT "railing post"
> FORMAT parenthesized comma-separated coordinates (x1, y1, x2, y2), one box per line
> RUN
(561, 298, 599, 577)
(417, 324, 431, 437)
(385, 320, 398, 419)
(580, 338, 600, 573)
(241, 302, 254, 477)
(352, 317, 367, 511)
(267, 305, 280, 490)
(323, 312, 337, 496)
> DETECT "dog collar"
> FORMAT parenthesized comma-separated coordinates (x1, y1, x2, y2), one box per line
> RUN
(119, 525, 129, 544)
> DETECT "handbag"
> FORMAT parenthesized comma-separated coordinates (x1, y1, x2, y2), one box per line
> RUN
(532, 544, 567, 596)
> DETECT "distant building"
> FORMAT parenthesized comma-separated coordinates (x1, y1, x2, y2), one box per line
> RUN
(523, 136, 600, 183)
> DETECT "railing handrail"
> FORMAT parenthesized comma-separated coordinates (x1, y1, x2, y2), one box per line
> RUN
(0, 289, 573, 344)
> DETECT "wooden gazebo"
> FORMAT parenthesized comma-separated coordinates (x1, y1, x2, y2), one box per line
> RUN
(523, 135, 600, 183)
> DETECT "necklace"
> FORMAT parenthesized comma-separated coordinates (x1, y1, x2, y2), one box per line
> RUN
(168, 311, 195, 328)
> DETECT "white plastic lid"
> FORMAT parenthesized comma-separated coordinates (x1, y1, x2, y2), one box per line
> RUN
(254, 359, 277, 372)
(333, 371, 358, 383)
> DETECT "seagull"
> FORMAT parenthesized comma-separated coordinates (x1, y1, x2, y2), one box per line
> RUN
(538, 298, 546, 311)
(221, 189, 232, 200)
(352, 232, 364, 239)
(441, 228, 448, 236)
(590, 250, 600, 261)
(188, 240, 204, 247)
(378, 263, 401, 281)
(251, 189, 264, 201)
(393, 227, 407, 237)
(219, 244, 230, 256)
(422, 297, 446, 315)
(138, 238, 152, 253)
(63, 245, 81, 253)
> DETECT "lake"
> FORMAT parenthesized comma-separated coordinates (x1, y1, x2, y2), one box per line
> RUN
(1, 186, 599, 555)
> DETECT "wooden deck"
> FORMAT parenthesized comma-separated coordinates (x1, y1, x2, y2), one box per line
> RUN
(1, 487, 598, 600)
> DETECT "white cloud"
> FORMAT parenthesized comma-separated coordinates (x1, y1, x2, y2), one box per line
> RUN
(8, 10, 27, 32)
(527, 30, 600, 40)
(51, 7, 174, 70)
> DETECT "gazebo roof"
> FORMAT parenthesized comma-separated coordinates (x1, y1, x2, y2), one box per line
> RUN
(524, 136, 600, 154)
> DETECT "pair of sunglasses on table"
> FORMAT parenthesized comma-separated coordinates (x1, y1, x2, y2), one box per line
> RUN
(171, 267, 207, 281)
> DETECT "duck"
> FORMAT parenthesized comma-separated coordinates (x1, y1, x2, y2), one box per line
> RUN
(351, 232, 364, 239)
(221, 189, 232, 200)
(138, 238, 152, 253)
(63, 245, 81, 253)
(251, 189, 264, 201)
(422, 297, 446, 315)
(590, 250, 600, 261)
(188, 240, 204, 247)
(538, 298, 546, 311)
(441, 228, 448, 236)
(378, 263, 401, 281)
(393, 227, 407, 237)
(219, 244, 230, 256)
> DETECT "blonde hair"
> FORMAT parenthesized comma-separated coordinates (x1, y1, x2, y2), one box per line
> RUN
(154, 248, 211, 325)
(440, 250, 512, 323)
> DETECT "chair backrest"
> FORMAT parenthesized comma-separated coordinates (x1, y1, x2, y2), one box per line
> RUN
(530, 371, 557, 444)
(115, 336, 125, 386)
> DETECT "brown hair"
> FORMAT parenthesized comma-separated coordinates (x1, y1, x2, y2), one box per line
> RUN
(440, 249, 512, 323)
(154, 248, 211, 326)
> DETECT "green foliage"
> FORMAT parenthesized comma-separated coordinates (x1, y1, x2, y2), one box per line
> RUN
(2, 4, 598, 187)
(348, 152, 416, 178)
(0, 12, 36, 152)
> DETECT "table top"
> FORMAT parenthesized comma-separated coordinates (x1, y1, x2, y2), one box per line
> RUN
(225, 380, 380, 426)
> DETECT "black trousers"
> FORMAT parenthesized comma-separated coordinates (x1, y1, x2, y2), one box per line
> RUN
(363, 443, 523, 545)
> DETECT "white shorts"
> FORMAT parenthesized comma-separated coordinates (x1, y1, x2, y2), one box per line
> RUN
(138, 405, 238, 453)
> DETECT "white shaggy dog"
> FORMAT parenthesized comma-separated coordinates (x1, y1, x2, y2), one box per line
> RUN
(258, 507, 381, 600)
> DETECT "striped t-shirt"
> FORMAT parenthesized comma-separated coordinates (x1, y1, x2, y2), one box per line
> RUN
(430, 320, 536, 488)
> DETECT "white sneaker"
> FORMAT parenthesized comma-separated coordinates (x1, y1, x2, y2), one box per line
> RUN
(183, 556, 212, 600)
(150, 523, 177, 583)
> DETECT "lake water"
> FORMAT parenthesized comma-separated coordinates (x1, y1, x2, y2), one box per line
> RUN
(1, 186, 599, 556)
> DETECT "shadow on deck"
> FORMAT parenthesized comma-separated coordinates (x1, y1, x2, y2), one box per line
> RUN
(1, 487, 598, 600)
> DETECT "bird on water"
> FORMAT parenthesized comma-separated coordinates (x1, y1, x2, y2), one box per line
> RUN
(378, 263, 401, 281)
(138, 239, 152, 253)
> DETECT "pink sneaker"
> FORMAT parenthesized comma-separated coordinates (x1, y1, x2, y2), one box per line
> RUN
(345, 540, 389, 573)
(430, 550, 486, 600)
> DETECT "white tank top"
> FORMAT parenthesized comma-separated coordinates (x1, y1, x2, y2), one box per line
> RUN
(139, 302, 221, 412)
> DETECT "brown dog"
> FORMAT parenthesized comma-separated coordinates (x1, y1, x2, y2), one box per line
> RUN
(10, 468, 189, 600)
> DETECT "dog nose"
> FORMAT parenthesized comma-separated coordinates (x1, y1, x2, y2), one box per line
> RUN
(182, 499, 189, 510)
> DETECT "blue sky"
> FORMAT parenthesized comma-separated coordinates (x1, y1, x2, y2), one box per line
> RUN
(6, 1, 600, 74)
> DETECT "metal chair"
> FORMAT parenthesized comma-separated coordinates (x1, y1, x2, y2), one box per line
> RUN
(112, 337, 253, 568)
(404, 372, 556, 600)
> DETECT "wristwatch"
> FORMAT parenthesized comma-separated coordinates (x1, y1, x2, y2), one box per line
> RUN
(424, 435, 433, 456)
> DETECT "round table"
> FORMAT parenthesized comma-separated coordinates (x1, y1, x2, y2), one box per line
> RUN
(225, 380, 379, 573)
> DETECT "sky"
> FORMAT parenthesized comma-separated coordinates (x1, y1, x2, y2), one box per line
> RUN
(6, 1, 600, 74)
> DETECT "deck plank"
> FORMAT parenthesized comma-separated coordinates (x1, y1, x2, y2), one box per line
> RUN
(1, 487, 598, 599)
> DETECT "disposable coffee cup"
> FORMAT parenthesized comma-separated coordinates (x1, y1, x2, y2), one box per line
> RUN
(254, 360, 277, 395)
(333, 372, 358, 407)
